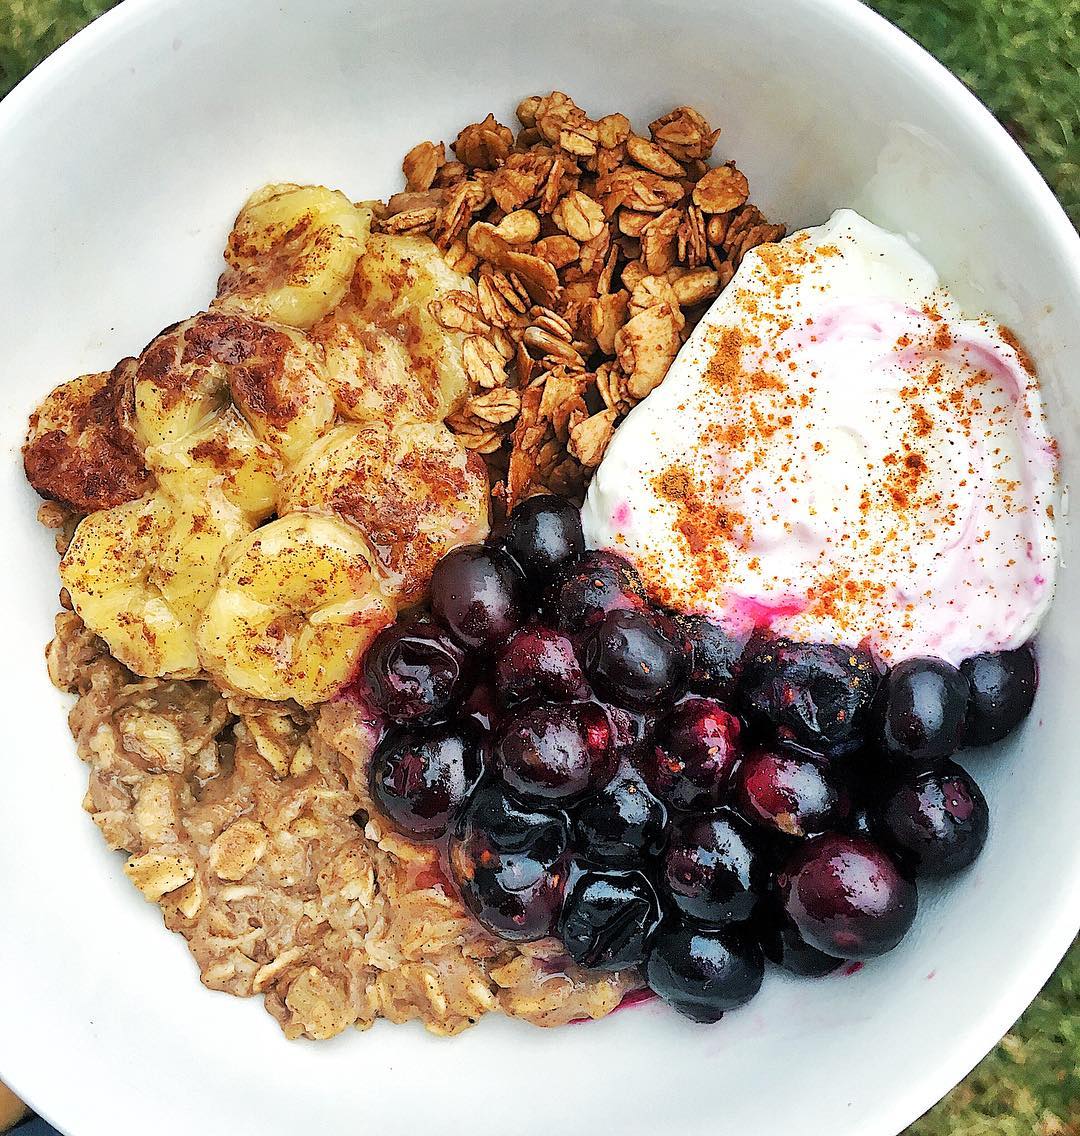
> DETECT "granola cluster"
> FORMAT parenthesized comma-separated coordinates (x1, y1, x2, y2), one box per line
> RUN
(375, 92, 785, 507)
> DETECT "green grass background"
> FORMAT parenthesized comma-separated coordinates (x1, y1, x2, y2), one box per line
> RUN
(0, 1, 1076, 1133)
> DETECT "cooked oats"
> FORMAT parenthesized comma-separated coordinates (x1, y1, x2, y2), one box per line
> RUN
(46, 612, 639, 1039)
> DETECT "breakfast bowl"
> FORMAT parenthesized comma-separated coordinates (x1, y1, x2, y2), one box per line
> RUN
(0, 1, 1077, 1134)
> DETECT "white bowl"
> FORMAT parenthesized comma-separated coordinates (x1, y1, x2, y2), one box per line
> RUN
(0, 2, 1077, 1134)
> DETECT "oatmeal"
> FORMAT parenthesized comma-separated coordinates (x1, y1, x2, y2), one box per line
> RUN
(47, 609, 633, 1038)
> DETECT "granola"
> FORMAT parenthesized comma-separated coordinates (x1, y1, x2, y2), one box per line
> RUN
(376, 92, 784, 507)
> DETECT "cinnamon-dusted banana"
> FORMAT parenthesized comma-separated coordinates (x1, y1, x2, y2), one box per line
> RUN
(311, 313, 440, 425)
(311, 234, 476, 424)
(280, 419, 490, 602)
(215, 184, 371, 329)
(133, 312, 336, 517)
(23, 359, 153, 512)
(195, 513, 394, 705)
(60, 488, 253, 678)
(147, 409, 281, 524)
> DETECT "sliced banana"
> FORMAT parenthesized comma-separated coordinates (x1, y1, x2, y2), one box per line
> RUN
(60, 489, 253, 678)
(23, 360, 153, 512)
(315, 233, 476, 422)
(133, 312, 335, 513)
(215, 183, 371, 329)
(280, 419, 490, 602)
(147, 409, 281, 523)
(311, 311, 443, 425)
(196, 513, 394, 705)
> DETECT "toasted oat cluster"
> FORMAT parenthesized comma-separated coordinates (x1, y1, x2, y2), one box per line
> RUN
(24, 95, 780, 1040)
(375, 92, 784, 506)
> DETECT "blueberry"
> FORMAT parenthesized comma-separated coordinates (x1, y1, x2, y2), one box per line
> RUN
(734, 748, 850, 840)
(661, 809, 766, 926)
(875, 759, 989, 876)
(559, 868, 661, 970)
(573, 759, 669, 866)
(363, 617, 469, 725)
(494, 625, 586, 706)
(877, 656, 970, 764)
(673, 614, 746, 702)
(448, 781, 569, 942)
(960, 643, 1037, 746)
(504, 495, 585, 588)
(654, 697, 741, 811)
(430, 544, 526, 653)
(495, 702, 615, 804)
(755, 897, 844, 976)
(369, 724, 484, 839)
(600, 703, 656, 758)
(585, 608, 687, 710)
(739, 638, 879, 757)
(549, 550, 646, 633)
(646, 922, 765, 1022)
(777, 833, 917, 960)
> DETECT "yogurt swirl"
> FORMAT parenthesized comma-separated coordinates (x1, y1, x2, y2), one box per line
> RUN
(582, 210, 1059, 664)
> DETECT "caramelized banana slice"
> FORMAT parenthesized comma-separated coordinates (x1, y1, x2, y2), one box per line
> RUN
(314, 233, 476, 422)
(215, 184, 371, 329)
(60, 489, 253, 678)
(133, 312, 335, 517)
(280, 419, 490, 602)
(310, 315, 441, 425)
(196, 513, 394, 705)
(148, 409, 281, 524)
(23, 360, 153, 512)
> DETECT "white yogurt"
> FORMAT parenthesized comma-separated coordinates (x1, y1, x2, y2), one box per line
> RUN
(582, 210, 1059, 664)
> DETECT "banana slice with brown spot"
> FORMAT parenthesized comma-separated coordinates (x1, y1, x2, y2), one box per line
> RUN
(133, 311, 336, 517)
(280, 419, 490, 603)
(23, 359, 153, 512)
(311, 312, 442, 425)
(60, 488, 253, 678)
(195, 513, 394, 705)
(215, 183, 371, 329)
(311, 233, 476, 425)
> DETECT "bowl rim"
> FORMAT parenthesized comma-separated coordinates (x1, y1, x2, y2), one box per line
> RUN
(1, 1, 1078, 1134)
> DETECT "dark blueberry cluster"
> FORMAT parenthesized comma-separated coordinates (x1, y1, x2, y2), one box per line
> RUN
(360, 496, 1039, 1024)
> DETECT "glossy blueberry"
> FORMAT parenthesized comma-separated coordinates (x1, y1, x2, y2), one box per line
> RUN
(369, 724, 484, 840)
(585, 608, 687, 710)
(740, 638, 878, 756)
(504, 495, 585, 587)
(877, 657, 970, 764)
(735, 748, 850, 840)
(876, 759, 989, 876)
(430, 544, 526, 653)
(661, 809, 766, 926)
(601, 703, 656, 758)
(495, 702, 615, 804)
(448, 781, 569, 942)
(559, 868, 662, 970)
(756, 897, 844, 977)
(494, 625, 586, 706)
(573, 759, 669, 866)
(646, 922, 765, 1022)
(363, 618, 468, 725)
(777, 833, 917, 960)
(673, 613, 746, 702)
(960, 644, 1038, 746)
(549, 550, 646, 633)
(654, 697, 741, 811)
